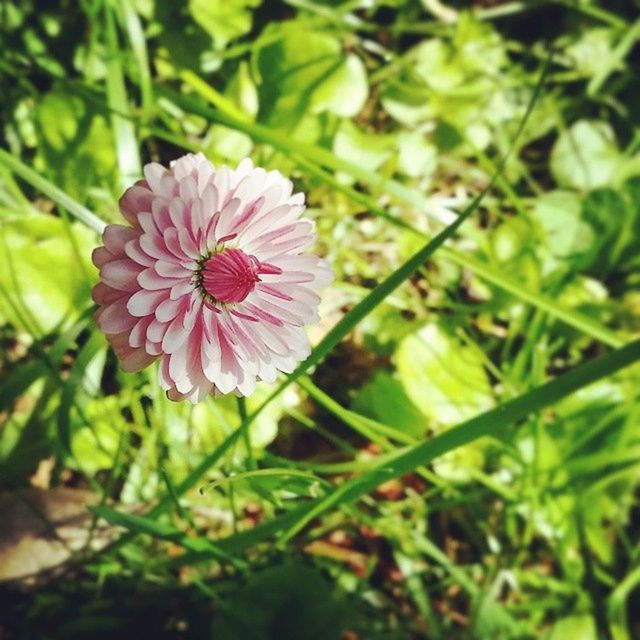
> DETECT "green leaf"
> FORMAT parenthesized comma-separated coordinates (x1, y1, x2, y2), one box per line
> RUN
(543, 616, 596, 640)
(212, 562, 352, 640)
(352, 372, 427, 438)
(255, 27, 368, 126)
(71, 396, 123, 475)
(34, 88, 118, 206)
(532, 190, 594, 261)
(396, 130, 438, 179)
(565, 27, 616, 76)
(0, 216, 96, 332)
(225, 61, 259, 118)
(189, 0, 261, 50)
(332, 120, 393, 182)
(551, 120, 622, 190)
(205, 125, 253, 164)
(381, 15, 512, 144)
(310, 52, 368, 118)
(396, 323, 493, 427)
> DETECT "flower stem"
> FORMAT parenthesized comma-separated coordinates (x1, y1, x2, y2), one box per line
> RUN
(237, 396, 255, 470)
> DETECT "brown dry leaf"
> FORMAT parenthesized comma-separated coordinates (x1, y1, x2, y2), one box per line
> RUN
(0, 487, 112, 582)
(29, 457, 55, 489)
(304, 540, 369, 576)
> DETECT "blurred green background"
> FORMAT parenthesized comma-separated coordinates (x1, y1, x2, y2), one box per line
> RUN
(2, 0, 640, 638)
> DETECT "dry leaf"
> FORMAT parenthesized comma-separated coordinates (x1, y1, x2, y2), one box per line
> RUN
(0, 487, 111, 582)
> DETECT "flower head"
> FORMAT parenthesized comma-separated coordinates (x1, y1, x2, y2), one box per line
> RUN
(92, 154, 332, 402)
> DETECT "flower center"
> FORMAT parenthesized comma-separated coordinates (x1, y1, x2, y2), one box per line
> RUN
(200, 248, 262, 304)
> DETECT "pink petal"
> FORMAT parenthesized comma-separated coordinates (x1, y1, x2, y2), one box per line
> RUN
(119, 182, 153, 225)
(101, 259, 144, 291)
(127, 289, 167, 317)
(103, 224, 139, 255)
(92, 247, 112, 268)
(96, 302, 137, 334)
(121, 347, 157, 372)
(129, 317, 154, 348)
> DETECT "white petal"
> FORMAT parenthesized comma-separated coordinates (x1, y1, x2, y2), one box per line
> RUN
(179, 176, 197, 203)
(215, 197, 241, 241)
(162, 316, 189, 353)
(155, 261, 192, 278)
(138, 268, 182, 291)
(124, 239, 156, 267)
(155, 297, 184, 323)
(144, 162, 167, 193)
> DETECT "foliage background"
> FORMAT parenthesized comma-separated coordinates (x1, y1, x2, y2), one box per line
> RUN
(1, 0, 640, 638)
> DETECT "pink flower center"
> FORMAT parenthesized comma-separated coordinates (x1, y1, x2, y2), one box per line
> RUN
(201, 248, 262, 304)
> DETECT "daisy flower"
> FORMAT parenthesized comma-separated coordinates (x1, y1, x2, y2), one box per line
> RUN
(92, 153, 332, 402)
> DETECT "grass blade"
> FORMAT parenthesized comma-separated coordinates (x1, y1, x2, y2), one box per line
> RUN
(0, 149, 106, 234)
(118, 0, 154, 121)
(89, 505, 244, 567)
(219, 338, 640, 551)
(104, 3, 142, 189)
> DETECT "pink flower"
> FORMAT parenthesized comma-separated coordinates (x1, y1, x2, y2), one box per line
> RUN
(92, 154, 332, 402)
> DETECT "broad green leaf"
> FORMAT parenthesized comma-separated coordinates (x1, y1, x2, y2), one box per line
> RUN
(212, 562, 352, 640)
(352, 372, 427, 438)
(311, 53, 368, 118)
(35, 89, 118, 206)
(473, 593, 521, 639)
(189, 0, 261, 50)
(551, 120, 622, 190)
(71, 397, 124, 475)
(37, 92, 83, 152)
(225, 61, 259, 118)
(255, 27, 368, 126)
(206, 125, 253, 164)
(565, 28, 616, 76)
(0, 216, 95, 332)
(532, 190, 594, 262)
(381, 15, 513, 147)
(332, 120, 393, 182)
(396, 130, 438, 179)
(395, 323, 493, 427)
(490, 215, 535, 264)
(544, 615, 596, 640)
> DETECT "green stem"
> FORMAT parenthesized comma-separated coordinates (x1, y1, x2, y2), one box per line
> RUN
(0, 148, 106, 234)
(236, 396, 255, 471)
